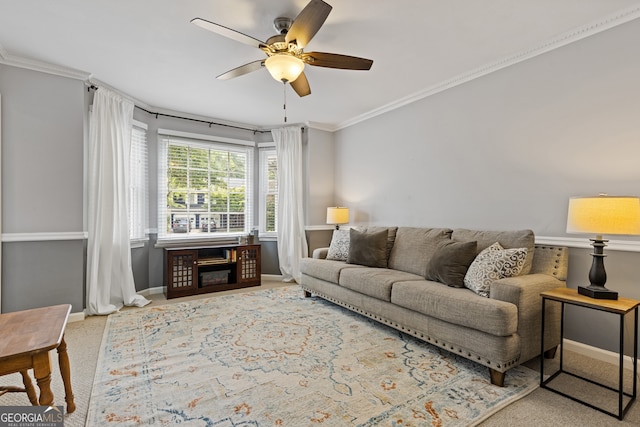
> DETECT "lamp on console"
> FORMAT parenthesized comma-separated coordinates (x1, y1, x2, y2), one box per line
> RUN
(566, 194, 640, 300)
(326, 207, 349, 230)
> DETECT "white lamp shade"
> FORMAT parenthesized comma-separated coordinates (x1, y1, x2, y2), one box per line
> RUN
(326, 207, 349, 225)
(265, 54, 305, 82)
(566, 195, 640, 236)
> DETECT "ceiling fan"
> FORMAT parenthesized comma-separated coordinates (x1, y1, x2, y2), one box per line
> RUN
(191, 0, 373, 97)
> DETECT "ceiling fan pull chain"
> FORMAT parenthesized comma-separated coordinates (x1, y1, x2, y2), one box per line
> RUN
(283, 82, 288, 123)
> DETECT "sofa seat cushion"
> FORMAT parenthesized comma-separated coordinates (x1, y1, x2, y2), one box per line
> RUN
(391, 281, 517, 336)
(300, 258, 363, 283)
(339, 268, 424, 301)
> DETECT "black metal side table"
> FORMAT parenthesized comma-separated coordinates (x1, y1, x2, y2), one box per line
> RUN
(540, 287, 639, 420)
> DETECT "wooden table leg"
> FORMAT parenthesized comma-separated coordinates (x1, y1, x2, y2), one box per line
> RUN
(32, 352, 53, 407)
(57, 337, 75, 413)
(20, 370, 39, 405)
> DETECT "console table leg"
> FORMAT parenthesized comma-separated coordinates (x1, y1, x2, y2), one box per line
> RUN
(19, 370, 39, 405)
(32, 353, 53, 407)
(57, 337, 76, 413)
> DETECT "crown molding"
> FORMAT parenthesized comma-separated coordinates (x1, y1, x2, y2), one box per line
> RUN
(306, 121, 337, 133)
(88, 78, 152, 111)
(0, 43, 91, 81)
(3, 5, 640, 133)
(335, 5, 640, 131)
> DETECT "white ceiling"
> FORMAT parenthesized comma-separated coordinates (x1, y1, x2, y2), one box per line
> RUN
(1, 0, 639, 130)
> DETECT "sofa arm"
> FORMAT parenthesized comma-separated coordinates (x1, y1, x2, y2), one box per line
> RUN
(490, 274, 566, 362)
(312, 247, 329, 259)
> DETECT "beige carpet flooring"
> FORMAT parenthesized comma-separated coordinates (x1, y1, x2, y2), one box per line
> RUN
(1, 277, 639, 426)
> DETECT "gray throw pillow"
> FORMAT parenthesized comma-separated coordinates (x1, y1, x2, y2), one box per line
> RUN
(347, 228, 388, 268)
(425, 240, 478, 288)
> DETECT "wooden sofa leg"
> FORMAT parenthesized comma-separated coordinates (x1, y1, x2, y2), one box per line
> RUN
(489, 369, 505, 387)
(303, 290, 312, 298)
(544, 345, 558, 359)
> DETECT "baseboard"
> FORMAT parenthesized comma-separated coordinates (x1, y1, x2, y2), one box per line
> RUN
(139, 286, 165, 297)
(68, 311, 86, 323)
(262, 274, 284, 280)
(563, 338, 638, 371)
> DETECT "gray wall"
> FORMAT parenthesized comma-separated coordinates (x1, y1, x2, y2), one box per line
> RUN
(332, 18, 640, 354)
(0, 64, 85, 313)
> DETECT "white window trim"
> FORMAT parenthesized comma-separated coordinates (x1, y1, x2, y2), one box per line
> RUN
(157, 131, 255, 244)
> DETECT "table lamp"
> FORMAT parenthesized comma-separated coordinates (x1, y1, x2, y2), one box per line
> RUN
(566, 194, 640, 300)
(326, 207, 349, 230)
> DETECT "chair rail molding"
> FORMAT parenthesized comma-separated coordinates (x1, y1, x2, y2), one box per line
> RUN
(1, 232, 88, 242)
(536, 236, 640, 252)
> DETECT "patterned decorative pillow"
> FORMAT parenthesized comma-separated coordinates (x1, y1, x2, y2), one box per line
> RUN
(464, 242, 528, 297)
(326, 229, 350, 261)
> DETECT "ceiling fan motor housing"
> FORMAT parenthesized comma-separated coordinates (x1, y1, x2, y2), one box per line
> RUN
(265, 34, 302, 56)
(273, 17, 293, 34)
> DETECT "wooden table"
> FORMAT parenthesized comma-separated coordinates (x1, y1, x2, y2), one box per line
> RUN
(0, 304, 75, 413)
(540, 288, 639, 420)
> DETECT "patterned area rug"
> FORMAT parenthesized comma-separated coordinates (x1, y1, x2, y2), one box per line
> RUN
(87, 286, 538, 426)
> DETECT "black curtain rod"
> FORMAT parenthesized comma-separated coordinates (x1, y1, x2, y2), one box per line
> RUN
(134, 105, 271, 134)
(88, 83, 301, 134)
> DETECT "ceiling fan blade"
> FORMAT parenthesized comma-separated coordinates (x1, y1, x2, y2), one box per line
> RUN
(290, 72, 311, 97)
(217, 60, 264, 80)
(302, 52, 373, 70)
(285, 0, 332, 48)
(191, 18, 266, 49)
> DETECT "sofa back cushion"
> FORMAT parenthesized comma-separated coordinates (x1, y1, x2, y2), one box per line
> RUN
(451, 228, 535, 275)
(388, 227, 453, 276)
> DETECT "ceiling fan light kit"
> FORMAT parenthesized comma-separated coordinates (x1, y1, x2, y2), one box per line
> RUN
(191, 0, 373, 98)
(265, 54, 305, 83)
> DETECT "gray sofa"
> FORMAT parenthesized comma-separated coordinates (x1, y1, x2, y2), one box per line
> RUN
(300, 226, 568, 386)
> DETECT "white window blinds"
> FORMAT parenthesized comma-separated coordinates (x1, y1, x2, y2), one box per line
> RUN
(129, 123, 148, 241)
(157, 133, 254, 239)
(259, 148, 278, 233)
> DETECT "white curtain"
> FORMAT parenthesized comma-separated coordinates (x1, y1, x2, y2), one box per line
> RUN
(272, 126, 308, 282)
(86, 88, 150, 315)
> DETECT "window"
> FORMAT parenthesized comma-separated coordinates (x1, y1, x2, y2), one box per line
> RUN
(129, 122, 148, 241)
(158, 133, 254, 239)
(259, 148, 278, 234)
